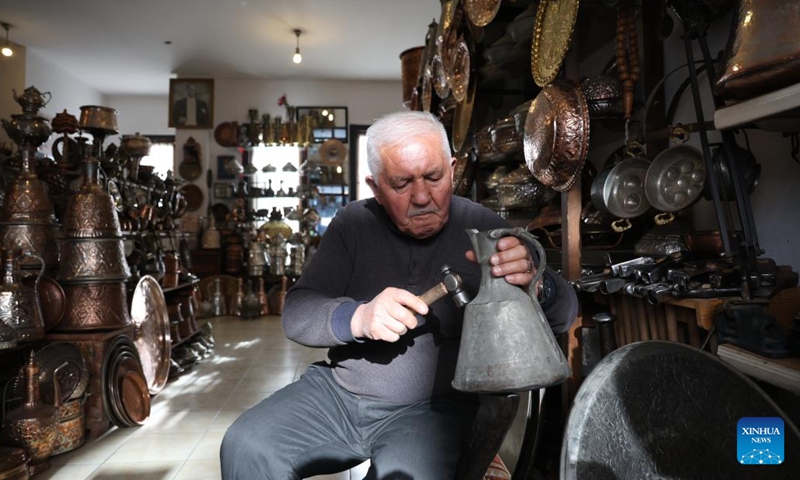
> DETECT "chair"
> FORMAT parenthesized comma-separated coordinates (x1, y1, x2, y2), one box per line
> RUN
(561, 341, 800, 480)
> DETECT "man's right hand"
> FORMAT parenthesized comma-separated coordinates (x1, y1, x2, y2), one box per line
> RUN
(351, 287, 429, 342)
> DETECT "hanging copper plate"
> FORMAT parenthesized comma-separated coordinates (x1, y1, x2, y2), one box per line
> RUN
(421, 64, 433, 113)
(448, 36, 471, 103)
(432, 54, 451, 100)
(464, 0, 502, 27)
(531, 0, 580, 87)
(180, 184, 204, 213)
(319, 139, 347, 167)
(452, 71, 477, 153)
(214, 122, 238, 148)
(524, 81, 590, 192)
(130, 275, 171, 396)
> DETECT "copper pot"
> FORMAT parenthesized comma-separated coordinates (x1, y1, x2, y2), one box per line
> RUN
(57, 239, 131, 282)
(54, 282, 131, 332)
(524, 81, 590, 192)
(78, 105, 118, 134)
(120, 132, 151, 158)
(51, 398, 85, 456)
(0, 155, 57, 225)
(61, 159, 123, 238)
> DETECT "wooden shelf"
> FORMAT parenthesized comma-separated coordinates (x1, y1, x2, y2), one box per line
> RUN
(714, 82, 800, 130)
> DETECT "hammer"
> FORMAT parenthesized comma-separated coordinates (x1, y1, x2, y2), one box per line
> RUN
(417, 264, 471, 308)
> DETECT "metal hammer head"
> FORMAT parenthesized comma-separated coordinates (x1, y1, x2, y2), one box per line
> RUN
(440, 264, 471, 308)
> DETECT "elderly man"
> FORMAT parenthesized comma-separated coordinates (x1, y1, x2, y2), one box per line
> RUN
(221, 111, 577, 479)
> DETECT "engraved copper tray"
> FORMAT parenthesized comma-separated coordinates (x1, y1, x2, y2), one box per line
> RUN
(532, 0, 580, 87)
(130, 275, 171, 396)
(9, 342, 88, 408)
(523, 81, 590, 192)
(452, 69, 477, 153)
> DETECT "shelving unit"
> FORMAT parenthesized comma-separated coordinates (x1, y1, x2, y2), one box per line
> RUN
(714, 82, 800, 131)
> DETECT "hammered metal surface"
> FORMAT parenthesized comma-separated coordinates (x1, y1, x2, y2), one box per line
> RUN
(57, 239, 131, 282)
(56, 282, 131, 331)
(465, 0, 501, 27)
(0, 178, 57, 224)
(563, 341, 800, 480)
(62, 191, 122, 238)
(52, 399, 85, 456)
(130, 276, 171, 395)
(0, 223, 60, 267)
(644, 145, 706, 213)
(524, 82, 590, 192)
(532, 0, 580, 87)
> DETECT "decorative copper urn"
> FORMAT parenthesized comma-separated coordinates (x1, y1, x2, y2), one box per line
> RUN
(0, 86, 60, 275)
(54, 157, 131, 332)
(1, 352, 59, 476)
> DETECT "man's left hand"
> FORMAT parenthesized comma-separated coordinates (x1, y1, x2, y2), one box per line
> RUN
(465, 236, 537, 289)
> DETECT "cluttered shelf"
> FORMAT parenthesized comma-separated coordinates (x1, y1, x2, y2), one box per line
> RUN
(714, 82, 800, 131)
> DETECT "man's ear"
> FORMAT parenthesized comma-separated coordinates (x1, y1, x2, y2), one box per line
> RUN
(366, 175, 382, 205)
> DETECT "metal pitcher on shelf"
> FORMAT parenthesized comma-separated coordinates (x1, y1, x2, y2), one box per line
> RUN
(0, 249, 47, 342)
(452, 228, 571, 394)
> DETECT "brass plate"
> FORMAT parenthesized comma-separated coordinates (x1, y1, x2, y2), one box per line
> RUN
(318, 139, 347, 167)
(531, 0, 580, 87)
(180, 184, 204, 212)
(130, 275, 171, 396)
(464, 0, 502, 27)
(452, 71, 477, 154)
(448, 37, 471, 103)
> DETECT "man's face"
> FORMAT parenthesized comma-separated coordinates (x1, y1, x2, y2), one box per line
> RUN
(186, 83, 196, 98)
(366, 134, 455, 239)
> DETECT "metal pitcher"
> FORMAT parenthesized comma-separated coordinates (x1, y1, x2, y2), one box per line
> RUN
(0, 249, 46, 342)
(452, 227, 571, 393)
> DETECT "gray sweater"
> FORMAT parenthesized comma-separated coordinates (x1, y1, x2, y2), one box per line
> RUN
(282, 196, 578, 403)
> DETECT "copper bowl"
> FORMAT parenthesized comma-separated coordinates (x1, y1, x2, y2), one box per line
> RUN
(57, 238, 131, 282)
(120, 132, 151, 158)
(524, 81, 590, 192)
(78, 105, 119, 134)
(54, 281, 131, 332)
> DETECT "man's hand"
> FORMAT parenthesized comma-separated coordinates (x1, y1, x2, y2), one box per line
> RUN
(465, 235, 538, 290)
(351, 287, 429, 342)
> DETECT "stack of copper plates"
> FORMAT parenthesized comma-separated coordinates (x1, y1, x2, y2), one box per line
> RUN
(102, 335, 151, 427)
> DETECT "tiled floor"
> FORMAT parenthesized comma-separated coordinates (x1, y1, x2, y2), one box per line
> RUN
(39, 315, 345, 480)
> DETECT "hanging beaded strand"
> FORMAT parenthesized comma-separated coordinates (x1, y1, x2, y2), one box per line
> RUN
(616, 0, 640, 120)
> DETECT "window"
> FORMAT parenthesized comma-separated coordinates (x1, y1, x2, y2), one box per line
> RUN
(140, 135, 175, 179)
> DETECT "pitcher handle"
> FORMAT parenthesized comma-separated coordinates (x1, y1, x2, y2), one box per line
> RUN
(487, 227, 547, 293)
(21, 251, 47, 332)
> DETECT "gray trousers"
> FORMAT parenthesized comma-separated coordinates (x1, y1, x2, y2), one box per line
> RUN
(220, 363, 479, 479)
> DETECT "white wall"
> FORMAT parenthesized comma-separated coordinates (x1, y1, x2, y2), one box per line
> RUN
(105, 94, 173, 136)
(0, 45, 27, 149)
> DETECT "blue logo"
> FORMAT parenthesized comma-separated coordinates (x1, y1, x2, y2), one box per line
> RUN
(738, 417, 784, 465)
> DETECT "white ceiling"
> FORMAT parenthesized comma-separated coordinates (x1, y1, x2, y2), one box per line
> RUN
(1, 0, 440, 95)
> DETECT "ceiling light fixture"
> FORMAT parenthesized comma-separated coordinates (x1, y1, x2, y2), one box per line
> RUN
(292, 29, 302, 64)
(1, 23, 13, 58)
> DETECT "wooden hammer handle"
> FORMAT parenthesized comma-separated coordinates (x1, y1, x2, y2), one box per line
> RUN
(418, 282, 448, 306)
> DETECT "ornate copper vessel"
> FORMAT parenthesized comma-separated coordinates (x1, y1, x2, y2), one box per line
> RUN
(0, 447, 29, 480)
(0, 223, 60, 270)
(0, 250, 46, 343)
(57, 239, 130, 282)
(1, 87, 52, 148)
(53, 282, 131, 332)
(0, 148, 58, 225)
(1, 352, 59, 476)
(78, 105, 118, 134)
(61, 158, 123, 238)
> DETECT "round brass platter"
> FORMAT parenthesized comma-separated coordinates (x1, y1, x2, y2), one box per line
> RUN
(130, 275, 171, 396)
(464, 0, 502, 27)
(531, 0, 580, 87)
(319, 139, 347, 167)
(452, 71, 477, 153)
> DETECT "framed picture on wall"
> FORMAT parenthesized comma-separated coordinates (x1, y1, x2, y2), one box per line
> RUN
(217, 155, 237, 180)
(169, 78, 214, 129)
(214, 182, 233, 199)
